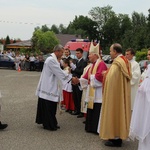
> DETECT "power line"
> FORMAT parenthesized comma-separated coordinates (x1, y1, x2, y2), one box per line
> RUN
(0, 20, 68, 26)
(0, 20, 51, 26)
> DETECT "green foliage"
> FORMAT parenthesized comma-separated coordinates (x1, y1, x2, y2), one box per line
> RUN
(13, 39, 16, 43)
(59, 24, 67, 34)
(88, 6, 150, 51)
(19, 47, 41, 56)
(5, 35, 10, 44)
(51, 24, 59, 34)
(89, 5, 115, 30)
(30, 6, 149, 52)
(135, 49, 147, 61)
(41, 25, 50, 32)
(19, 48, 33, 55)
(69, 15, 99, 40)
(31, 29, 59, 54)
(4, 35, 11, 49)
(102, 46, 110, 55)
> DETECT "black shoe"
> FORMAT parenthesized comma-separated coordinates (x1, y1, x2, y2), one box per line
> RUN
(0, 122, 8, 130)
(77, 113, 84, 118)
(104, 139, 122, 147)
(43, 126, 57, 131)
(56, 125, 60, 129)
(71, 111, 80, 115)
(66, 110, 72, 114)
(83, 121, 86, 124)
(68, 110, 72, 114)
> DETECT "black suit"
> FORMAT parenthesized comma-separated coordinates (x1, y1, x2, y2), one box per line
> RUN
(72, 58, 87, 114)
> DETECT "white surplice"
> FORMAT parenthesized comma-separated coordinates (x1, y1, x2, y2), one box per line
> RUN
(130, 59, 141, 110)
(36, 53, 72, 102)
(130, 64, 150, 150)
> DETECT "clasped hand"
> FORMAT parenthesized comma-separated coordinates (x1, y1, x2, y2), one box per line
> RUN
(72, 77, 79, 85)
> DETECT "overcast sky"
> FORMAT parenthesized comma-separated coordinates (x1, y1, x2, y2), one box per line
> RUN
(0, 0, 149, 40)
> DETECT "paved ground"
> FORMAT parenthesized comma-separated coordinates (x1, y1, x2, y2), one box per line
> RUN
(0, 69, 138, 150)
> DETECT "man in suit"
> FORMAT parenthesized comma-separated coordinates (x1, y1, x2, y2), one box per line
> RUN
(70, 48, 87, 118)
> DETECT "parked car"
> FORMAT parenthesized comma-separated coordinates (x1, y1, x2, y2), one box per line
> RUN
(0, 54, 15, 69)
(34, 53, 51, 71)
(102, 55, 113, 64)
(43, 53, 51, 60)
(139, 60, 148, 73)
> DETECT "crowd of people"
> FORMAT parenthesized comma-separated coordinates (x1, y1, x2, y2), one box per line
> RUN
(1, 44, 150, 149)
(34, 42, 150, 149)
(1, 49, 44, 71)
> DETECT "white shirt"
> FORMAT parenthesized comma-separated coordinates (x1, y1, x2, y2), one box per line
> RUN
(29, 56, 35, 62)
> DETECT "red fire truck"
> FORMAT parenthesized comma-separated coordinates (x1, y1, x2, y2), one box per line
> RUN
(64, 39, 102, 60)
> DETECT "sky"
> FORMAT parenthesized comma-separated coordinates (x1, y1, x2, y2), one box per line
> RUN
(0, 0, 150, 40)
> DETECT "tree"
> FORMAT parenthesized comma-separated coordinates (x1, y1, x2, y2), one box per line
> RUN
(145, 9, 150, 48)
(5, 35, 10, 45)
(89, 5, 115, 31)
(69, 15, 99, 40)
(41, 25, 50, 32)
(67, 22, 80, 37)
(102, 15, 120, 47)
(51, 24, 59, 34)
(147, 9, 150, 28)
(31, 29, 59, 54)
(121, 30, 133, 50)
(30, 6, 150, 54)
(130, 12, 148, 50)
(59, 24, 67, 34)
(89, 5, 116, 49)
(5, 35, 11, 49)
(132, 11, 146, 30)
(13, 39, 16, 43)
(118, 14, 132, 36)
(118, 14, 133, 49)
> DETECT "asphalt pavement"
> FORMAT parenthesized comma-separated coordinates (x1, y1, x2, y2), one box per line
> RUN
(0, 69, 138, 150)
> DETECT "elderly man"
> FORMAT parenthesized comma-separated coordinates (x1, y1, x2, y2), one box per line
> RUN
(74, 43, 107, 133)
(100, 43, 132, 147)
(81, 42, 107, 133)
(125, 48, 141, 110)
(35, 44, 75, 131)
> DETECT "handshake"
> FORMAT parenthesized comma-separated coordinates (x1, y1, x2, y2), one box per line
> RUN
(72, 77, 80, 85)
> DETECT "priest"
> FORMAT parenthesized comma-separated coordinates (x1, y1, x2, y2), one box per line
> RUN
(35, 44, 73, 131)
(100, 43, 132, 147)
(78, 42, 107, 134)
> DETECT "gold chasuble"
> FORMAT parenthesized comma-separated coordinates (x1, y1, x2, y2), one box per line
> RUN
(100, 56, 132, 140)
(87, 59, 101, 109)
